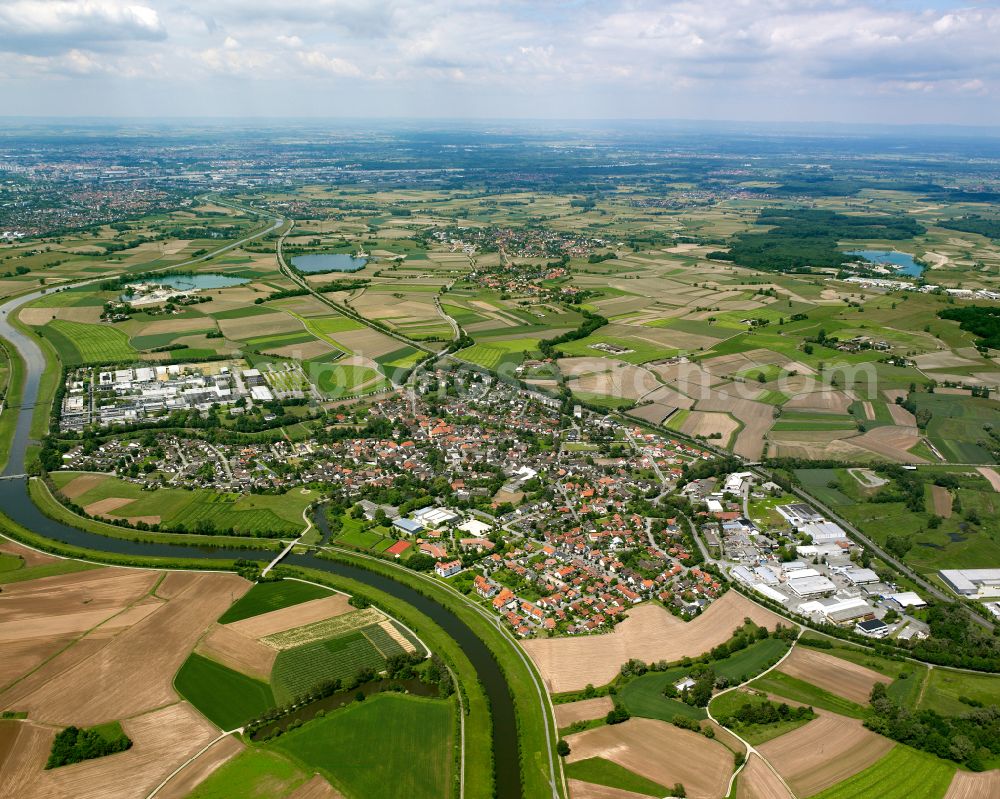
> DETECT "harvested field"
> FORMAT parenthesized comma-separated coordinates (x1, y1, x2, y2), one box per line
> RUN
(269, 339, 333, 360)
(20, 703, 218, 799)
(287, 774, 346, 799)
(83, 497, 134, 516)
(568, 780, 649, 799)
(693, 395, 774, 459)
(0, 720, 52, 798)
(756, 711, 894, 797)
(930, 485, 953, 518)
(195, 624, 277, 681)
(226, 593, 353, 639)
(783, 390, 856, 414)
(523, 591, 783, 692)
(736, 754, 793, 799)
(565, 717, 732, 799)
(218, 312, 300, 341)
(851, 425, 926, 463)
(977, 467, 1000, 492)
(15, 572, 248, 725)
(626, 403, 676, 425)
(137, 317, 216, 337)
(681, 410, 739, 443)
(861, 401, 875, 421)
(554, 697, 615, 728)
(331, 327, 405, 359)
(776, 647, 890, 704)
(641, 384, 696, 409)
(156, 734, 245, 799)
(887, 402, 917, 426)
(57, 473, 107, 500)
(944, 769, 1000, 799)
(571, 365, 660, 401)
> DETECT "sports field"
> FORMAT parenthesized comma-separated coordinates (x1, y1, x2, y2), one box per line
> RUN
(268, 693, 454, 799)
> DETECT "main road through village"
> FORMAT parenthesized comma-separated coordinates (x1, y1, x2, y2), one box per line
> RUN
(0, 215, 554, 799)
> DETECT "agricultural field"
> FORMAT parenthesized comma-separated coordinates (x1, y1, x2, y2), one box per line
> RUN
(268, 693, 454, 799)
(808, 746, 955, 799)
(174, 653, 276, 730)
(50, 471, 313, 537)
(217, 580, 332, 624)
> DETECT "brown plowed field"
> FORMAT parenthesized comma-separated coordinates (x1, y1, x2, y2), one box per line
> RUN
(887, 402, 917, 426)
(565, 717, 732, 799)
(568, 779, 649, 799)
(52, 473, 106, 500)
(16, 572, 247, 725)
(195, 624, 277, 680)
(736, 754, 793, 799)
(757, 712, 894, 797)
(776, 647, 890, 704)
(945, 769, 1000, 799)
(851, 425, 926, 463)
(554, 697, 614, 728)
(523, 591, 783, 693)
(227, 593, 353, 639)
(930, 485, 953, 517)
(156, 734, 244, 799)
(22, 703, 219, 799)
(0, 567, 159, 689)
(977, 467, 1000, 492)
(83, 497, 134, 517)
(287, 774, 347, 799)
(0, 720, 53, 798)
(2, 638, 109, 707)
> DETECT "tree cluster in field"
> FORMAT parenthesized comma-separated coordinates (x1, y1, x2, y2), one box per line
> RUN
(937, 305, 1000, 351)
(708, 208, 924, 273)
(538, 309, 608, 359)
(46, 725, 132, 769)
(716, 698, 815, 732)
(937, 216, 1000, 242)
(865, 682, 1000, 770)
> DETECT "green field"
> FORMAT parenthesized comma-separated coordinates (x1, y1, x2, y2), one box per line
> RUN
(310, 363, 385, 396)
(564, 757, 668, 797)
(807, 746, 955, 799)
(708, 689, 815, 745)
(750, 671, 867, 718)
(40, 320, 137, 365)
(185, 749, 309, 799)
(913, 393, 999, 464)
(268, 693, 453, 799)
(51, 472, 312, 536)
(217, 580, 332, 625)
(619, 668, 708, 722)
(174, 653, 276, 730)
(456, 337, 540, 369)
(0, 557, 98, 585)
(270, 623, 408, 704)
(917, 667, 1000, 716)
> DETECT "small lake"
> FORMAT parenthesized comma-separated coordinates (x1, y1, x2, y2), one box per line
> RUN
(292, 253, 368, 273)
(847, 250, 923, 277)
(124, 273, 250, 294)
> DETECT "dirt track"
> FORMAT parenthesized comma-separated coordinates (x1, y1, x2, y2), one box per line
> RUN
(736, 754, 793, 799)
(523, 591, 783, 693)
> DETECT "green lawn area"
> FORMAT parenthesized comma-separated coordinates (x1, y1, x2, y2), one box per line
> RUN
(40, 320, 137, 365)
(268, 693, 454, 799)
(185, 749, 309, 799)
(564, 757, 668, 797)
(806, 746, 955, 799)
(750, 671, 867, 718)
(917, 668, 1000, 716)
(217, 580, 332, 625)
(51, 472, 312, 536)
(174, 653, 276, 730)
(619, 668, 708, 723)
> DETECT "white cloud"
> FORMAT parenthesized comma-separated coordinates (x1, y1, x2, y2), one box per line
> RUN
(0, 1, 165, 54)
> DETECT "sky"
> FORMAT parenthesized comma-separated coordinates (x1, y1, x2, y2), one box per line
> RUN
(1, 0, 999, 125)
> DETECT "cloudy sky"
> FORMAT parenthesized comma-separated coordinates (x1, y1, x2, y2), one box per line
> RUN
(1, 0, 999, 124)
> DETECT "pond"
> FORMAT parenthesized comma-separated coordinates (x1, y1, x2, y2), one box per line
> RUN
(291, 253, 368, 273)
(846, 249, 923, 277)
(123, 273, 250, 295)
